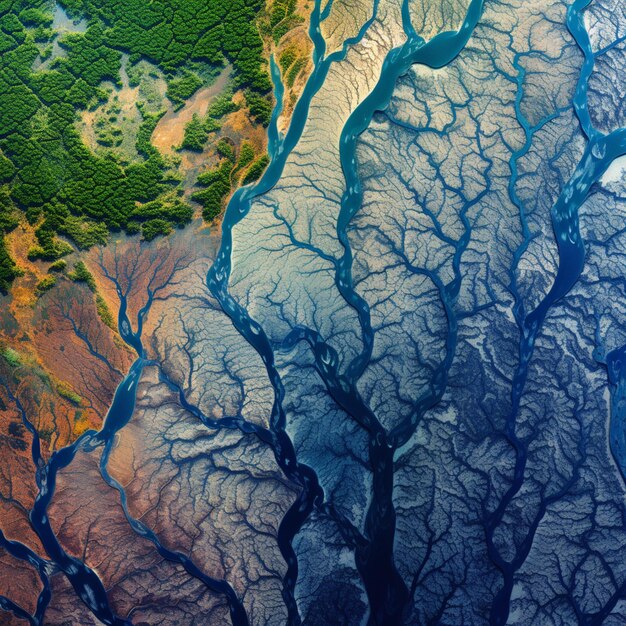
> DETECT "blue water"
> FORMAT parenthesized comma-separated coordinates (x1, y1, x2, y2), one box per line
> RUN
(210, 0, 626, 622)
(0, 271, 249, 624)
(208, 0, 487, 623)
(485, 1, 626, 622)
(3, 0, 626, 623)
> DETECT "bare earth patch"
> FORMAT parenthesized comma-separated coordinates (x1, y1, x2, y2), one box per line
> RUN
(152, 67, 233, 155)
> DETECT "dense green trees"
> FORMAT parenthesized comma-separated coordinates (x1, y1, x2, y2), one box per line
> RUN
(242, 154, 269, 184)
(131, 197, 193, 226)
(166, 71, 203, 109)
(58, 0, 272, 98)
(285, 57, 306, 88)
(244, 89, 272, 126)
(215, 138, 235, 162)
(278, 44, 307, 89)
(0, 0, 294, 292)
(68, 260, 95, 289)
(192, 141, 269, 221)
(34, 274, 56, 295)
(236, 142, 255, 170)
(207, 91, 239, 119)
(192, 161, 233, 221)
(0, 85, 40, 136)
(179, 90, 242, 152)
(0, 1, 200, 288)
(0, 187, 18, 233)
(141, 218, 172, 241)
(48, 259, 67, 272)
(0, 239, 20, 293)
(260, 0, 304, 43)
(0, 154, 19, 292)
(181, 113, 212, 152)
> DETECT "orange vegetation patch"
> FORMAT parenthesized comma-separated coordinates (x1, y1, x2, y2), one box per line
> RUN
(88, 233, 198, 346)
(0, 231, 135, 457)
(5, 220, 47, 312)
(31, 281, 135, 424)
(222, 94, 268, 154)
(269, 0, 314, 134)
(0, 370, 42, 551)
(152, 67, 233, 155)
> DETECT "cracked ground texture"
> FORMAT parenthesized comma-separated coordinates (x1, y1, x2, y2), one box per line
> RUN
(1, 0, 626, 624)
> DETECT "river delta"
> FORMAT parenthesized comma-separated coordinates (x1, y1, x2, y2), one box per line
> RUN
(1, 0, 626, 624)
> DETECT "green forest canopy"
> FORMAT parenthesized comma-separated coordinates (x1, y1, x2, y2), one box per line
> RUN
(0, 0, 276, 292)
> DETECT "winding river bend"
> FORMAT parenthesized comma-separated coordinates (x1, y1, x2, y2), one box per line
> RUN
(3, 0, 626, 624)
(209, 0, 486, 623)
